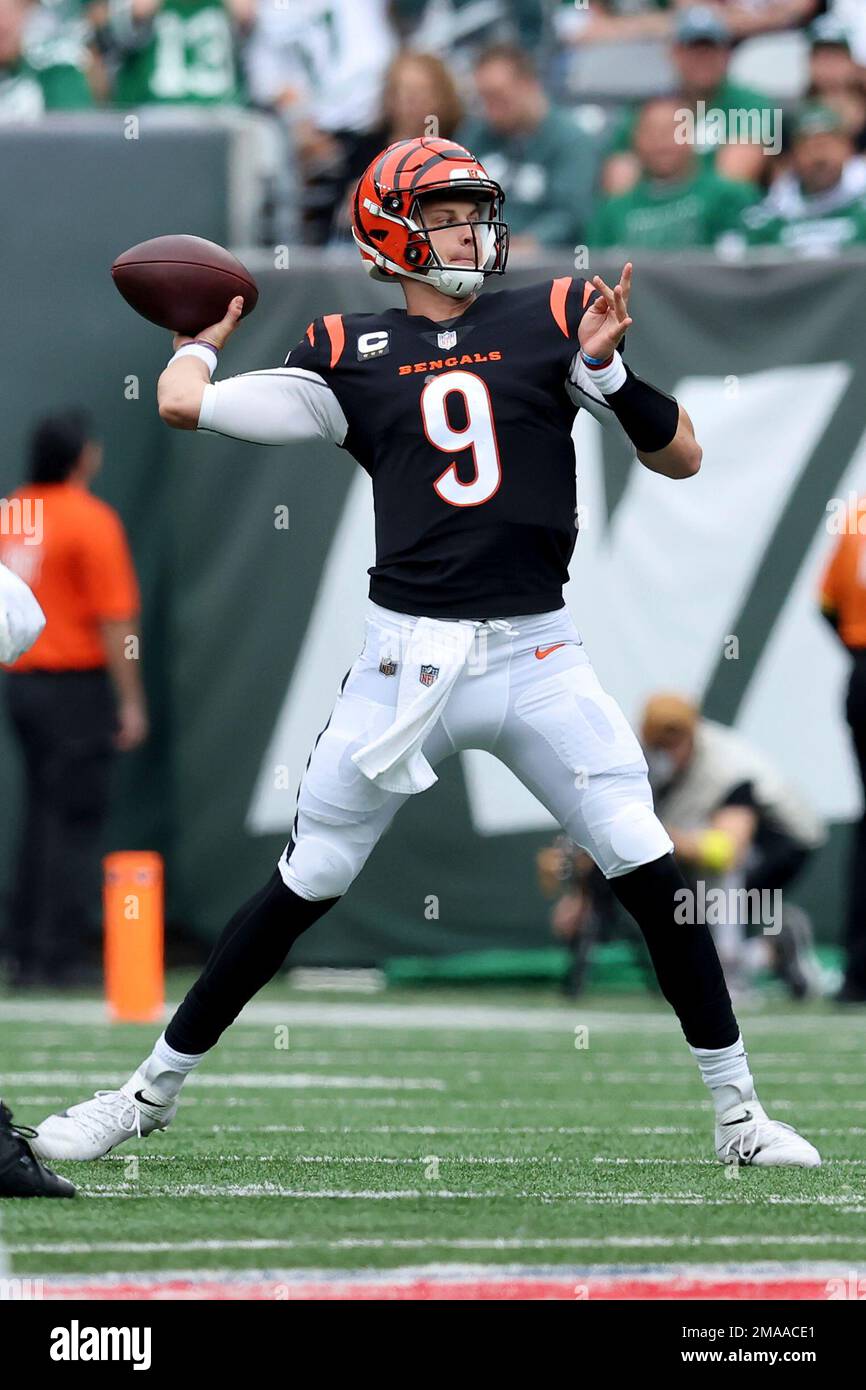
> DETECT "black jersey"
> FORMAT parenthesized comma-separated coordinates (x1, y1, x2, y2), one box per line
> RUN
(285, 277, 600, 620)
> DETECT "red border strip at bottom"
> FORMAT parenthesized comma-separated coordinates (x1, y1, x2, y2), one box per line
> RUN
(40, 1275, 834, 1301)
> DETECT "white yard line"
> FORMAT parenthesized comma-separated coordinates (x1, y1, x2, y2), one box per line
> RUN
(4, 1067, 859, 1091)
(84, 1152, 866, 1167)
(211, 1123, 700, 1135)
(70, 1184, 866, 1205)
(11, 1235, 866, 1256)
(21, 1259, 861, 1283)
(0, 1072, 444, 1092)
(1, 997, 862, 1036)
(207, 1123, 866, 1137)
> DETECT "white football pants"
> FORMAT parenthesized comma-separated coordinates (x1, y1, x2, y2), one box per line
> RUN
(279, 600, 673, 900)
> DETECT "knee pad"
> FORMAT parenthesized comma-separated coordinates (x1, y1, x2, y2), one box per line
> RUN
(607, 802, 673, 874)
(280, 834, 355, 900)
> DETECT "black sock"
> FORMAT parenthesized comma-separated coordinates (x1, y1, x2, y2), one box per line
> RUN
(165, 870, 338, 1055)
(608, 853, 739, 1050)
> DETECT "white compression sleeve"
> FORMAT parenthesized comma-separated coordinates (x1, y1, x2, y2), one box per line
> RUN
(197, 367, 349, 446)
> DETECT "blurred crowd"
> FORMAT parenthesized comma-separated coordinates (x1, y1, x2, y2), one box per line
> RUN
(3, 0, 866, 255)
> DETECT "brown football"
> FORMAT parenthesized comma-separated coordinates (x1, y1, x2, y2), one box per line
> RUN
(111, 234, 259, 336)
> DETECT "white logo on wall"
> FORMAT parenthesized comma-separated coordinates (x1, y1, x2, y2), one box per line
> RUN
(437, 330, 457, 350)
(357, 331, 390, 360)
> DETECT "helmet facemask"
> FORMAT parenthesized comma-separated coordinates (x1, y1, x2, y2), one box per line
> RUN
(406, 186, 509, 299)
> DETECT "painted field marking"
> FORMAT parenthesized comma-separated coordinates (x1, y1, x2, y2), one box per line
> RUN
(72, 1184, 866, 1206)
(2, 998, 862, 1037)
(0, 1072, 444, 1092)
(12, 1236, 866, 1256)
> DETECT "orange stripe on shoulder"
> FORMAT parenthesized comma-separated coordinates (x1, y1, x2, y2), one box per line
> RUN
(549, 277, 571, 338)
(323, 313, 345, 368)
(305, 322, 315, 346)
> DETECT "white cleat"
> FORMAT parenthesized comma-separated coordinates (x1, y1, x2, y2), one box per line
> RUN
(31, 1075, 177, 1162)
(715, 1099, 821, 1168)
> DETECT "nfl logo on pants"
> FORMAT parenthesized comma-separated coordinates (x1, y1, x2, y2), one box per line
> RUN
(419, 664, 439, 687)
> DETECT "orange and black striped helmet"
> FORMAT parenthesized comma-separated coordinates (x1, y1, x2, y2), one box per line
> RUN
(352, 137, 508, 300)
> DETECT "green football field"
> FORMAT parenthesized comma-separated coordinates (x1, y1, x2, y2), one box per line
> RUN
(1, 979, 864, 1297)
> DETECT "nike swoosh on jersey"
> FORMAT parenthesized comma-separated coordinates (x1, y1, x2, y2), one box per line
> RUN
(535, 643, 568, 660)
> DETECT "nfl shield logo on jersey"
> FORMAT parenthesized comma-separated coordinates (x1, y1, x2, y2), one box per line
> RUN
(419, 664, 439, 687)
(437, 330, 457, 350)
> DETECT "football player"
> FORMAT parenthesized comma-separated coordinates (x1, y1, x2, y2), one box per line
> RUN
(0, 571, 73, 1195)
(0, 1101, 74, 1198)
(33, 138, 818, 1168)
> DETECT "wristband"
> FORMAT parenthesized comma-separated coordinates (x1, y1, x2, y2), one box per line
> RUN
(580, 349, 627, 395)
(169, 342, 219, 377)
(580, 351, 613, 367)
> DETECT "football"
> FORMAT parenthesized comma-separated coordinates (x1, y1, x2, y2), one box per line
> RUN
(111, 234, 259, 336)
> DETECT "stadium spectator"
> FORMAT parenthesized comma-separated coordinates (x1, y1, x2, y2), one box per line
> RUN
(0, 0, 93, 116)
(556, 0, 677, 46)
(681, 0, 821, 41)
(734, 103, 866, 253)
(564, 0, 821, 45)
(391, 0, 546, 57)
(640, 694, 825, 998)
(459, 42, 599, 254)
(805, 16, 866, 156)
(602, 8, 777, 195)
(106, 0, 251, 107)
(23, 0, 110, 102)
(329, 51, 464, 243)
(0, 410, 146, 988)
(243, 0, 395, 245)
(590, 95, 758, 249)
(819, 498, 866, 1004)
(829, 0, 866, 69)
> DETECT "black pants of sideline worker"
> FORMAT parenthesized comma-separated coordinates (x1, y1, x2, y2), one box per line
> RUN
(844, 649, 866, 994)
(3, 670, 116, 986)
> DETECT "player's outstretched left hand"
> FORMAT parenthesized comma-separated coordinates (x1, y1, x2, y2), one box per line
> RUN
(578, 263, 633, 361)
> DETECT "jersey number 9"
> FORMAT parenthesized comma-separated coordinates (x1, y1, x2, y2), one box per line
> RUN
(421, 371, 503, 509)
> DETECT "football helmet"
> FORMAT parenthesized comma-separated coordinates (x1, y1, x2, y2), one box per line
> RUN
(352, 137, 508, 300)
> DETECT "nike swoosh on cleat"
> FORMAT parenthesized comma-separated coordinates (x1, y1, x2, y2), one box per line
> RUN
(134, 1089, 170, 1109)
(720, 1110, 754, 1126)
(535, 643, 567, 660)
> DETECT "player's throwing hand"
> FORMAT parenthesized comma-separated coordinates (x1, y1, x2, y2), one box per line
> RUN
(172, 295, 245, 354)
(578, 263, 633, 362)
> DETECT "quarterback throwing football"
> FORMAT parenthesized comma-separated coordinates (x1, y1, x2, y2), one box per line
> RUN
(34, 139, 818, 1169)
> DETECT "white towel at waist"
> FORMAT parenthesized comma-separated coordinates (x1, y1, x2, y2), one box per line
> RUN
(351, 614, 518, 795)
